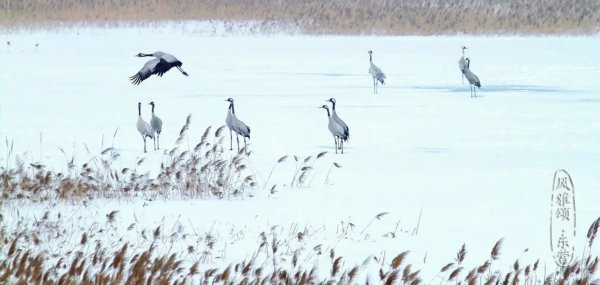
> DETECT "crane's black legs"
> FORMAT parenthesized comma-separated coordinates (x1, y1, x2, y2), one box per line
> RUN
(470, 85, 477, 98)
(243, 138, 247, 154)
(236, 134, 240, 151)
(142, 135, 147, 153)
(156, 133, 160, 150)
(331, 137, 347, 154)
(229, 130, 233, 150)
(373, 79, 377, 94)
(333, 136, 338, 154)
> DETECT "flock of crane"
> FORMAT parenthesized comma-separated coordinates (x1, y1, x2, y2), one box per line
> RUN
(133, 47, 482, 154)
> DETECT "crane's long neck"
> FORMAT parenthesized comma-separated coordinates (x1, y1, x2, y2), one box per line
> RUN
(229, 102, 235, 114)
(324, 108, 330, 117)
(138, 104, 141, 116)
(151, 104, 155, 114)
(369, 53, 372, 62)
(331, 101, 336, 110)
(462, 49, 465, 56)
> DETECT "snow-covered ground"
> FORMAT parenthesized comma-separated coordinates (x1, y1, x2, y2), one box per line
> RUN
(1, 22, 600, 280)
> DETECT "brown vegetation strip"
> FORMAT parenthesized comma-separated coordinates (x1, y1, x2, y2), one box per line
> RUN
(1, 0, 599, 34)
(1, 221, 599, 284)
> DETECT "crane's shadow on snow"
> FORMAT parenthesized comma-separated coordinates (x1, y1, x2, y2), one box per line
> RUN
(410, 84, 576, 93)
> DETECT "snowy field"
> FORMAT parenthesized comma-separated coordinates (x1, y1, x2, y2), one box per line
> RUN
(1, 22, 600, 281)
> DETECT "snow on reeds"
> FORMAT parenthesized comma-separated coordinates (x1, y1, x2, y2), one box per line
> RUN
(0, 217, 598, 284)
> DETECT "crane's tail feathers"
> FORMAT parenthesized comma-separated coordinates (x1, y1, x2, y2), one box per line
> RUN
(376, 74, 386, 85)
(240, 131, 250, 139)
(476, 82, 481, 88)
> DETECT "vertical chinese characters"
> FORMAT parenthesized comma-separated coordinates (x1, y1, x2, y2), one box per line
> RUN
(550, 170, 576, 268)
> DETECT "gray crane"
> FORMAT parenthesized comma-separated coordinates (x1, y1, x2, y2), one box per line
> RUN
(148, 101, 163, 149)
(463, 58, 481, 98)
(136, 102, 155, 153)
(320, 105, 348, 154)
(458, 46, 468, 84)
(130, 51, 189, 85)
(225, 98, 251, 152)
(368, 50, 386, 94)
(326, 98, 349, 149)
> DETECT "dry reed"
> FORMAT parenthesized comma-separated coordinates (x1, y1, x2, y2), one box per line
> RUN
(0, 119, 255, 202)
(1, 0, 599, 35)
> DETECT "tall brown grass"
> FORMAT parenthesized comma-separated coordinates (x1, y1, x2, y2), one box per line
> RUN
(1, 217, 598, 284)
(1, 0, 599, 34)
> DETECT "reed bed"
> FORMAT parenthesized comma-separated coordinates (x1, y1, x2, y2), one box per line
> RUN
(0, 216, 598, 284)
(0, 115, 256, 202)
(1, 0, 599, 34)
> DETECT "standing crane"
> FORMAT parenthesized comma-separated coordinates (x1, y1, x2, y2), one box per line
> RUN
(225, 98, 251, 153)
(319, 105, 348, 154)
(463, 58, 481, 98)
(368, 50, 386, 94)
(136, 102, 155, 153)
(148, 101, 163, 149)
(326, 98, 349, 149)
(130, 51, 189, 85)
(458, 46, 468, 84)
